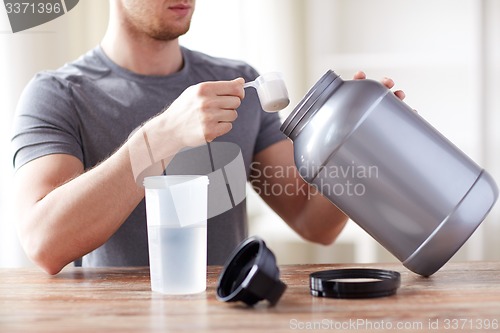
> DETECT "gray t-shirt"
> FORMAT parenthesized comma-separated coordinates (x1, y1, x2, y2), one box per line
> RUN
(11, 46, 285, 266)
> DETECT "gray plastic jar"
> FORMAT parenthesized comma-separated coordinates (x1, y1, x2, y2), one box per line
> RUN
(281, 70, 498, 276)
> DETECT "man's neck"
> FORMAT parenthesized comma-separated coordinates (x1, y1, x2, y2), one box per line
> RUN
(100, 24, 183, 76)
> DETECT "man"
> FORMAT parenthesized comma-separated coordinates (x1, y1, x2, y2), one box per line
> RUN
(11, 0, 405, 275)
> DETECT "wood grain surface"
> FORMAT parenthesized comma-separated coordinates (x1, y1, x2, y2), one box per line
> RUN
(1, 262, 499, 332)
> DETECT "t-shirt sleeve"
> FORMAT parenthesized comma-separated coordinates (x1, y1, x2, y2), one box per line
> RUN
(253, 110, 287, 155)
(11, 73, 83, 171)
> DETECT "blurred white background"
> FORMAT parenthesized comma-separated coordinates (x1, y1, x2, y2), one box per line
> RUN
(1, 0, 499, 267)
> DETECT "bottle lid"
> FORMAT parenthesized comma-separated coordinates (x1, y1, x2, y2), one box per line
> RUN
(216, 236, 287, 306)
(310, 268, 401, 299)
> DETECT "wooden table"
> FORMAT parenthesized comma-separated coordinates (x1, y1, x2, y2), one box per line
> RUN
(1, 262, 500, 332)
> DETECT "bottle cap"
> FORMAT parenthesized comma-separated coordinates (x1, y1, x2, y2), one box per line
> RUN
(216, 236, 287, 306)
(310, 268, 401, 299)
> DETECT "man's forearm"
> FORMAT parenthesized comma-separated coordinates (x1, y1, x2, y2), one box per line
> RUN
(293, 188, 349, 245)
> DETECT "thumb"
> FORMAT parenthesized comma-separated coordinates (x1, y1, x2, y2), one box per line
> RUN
(233, 77, 245, 85)
(233, 77, 245, 98)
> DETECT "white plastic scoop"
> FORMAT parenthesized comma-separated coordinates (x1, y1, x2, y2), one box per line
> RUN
(244, 72, 290, 112)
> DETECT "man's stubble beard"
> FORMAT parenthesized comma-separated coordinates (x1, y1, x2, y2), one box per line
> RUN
(148, 22, 192, 41)
(122, 6, 193, 42)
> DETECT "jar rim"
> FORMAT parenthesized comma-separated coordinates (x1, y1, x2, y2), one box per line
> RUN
(280, 70, 341, 139)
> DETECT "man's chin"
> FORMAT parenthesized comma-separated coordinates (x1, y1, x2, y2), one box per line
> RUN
(148, 25, 191, 41)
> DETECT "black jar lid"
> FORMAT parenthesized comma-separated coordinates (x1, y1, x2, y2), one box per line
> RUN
(216, 236, 287, 306)
(310, 268, 401, 299)
(280, 70, 341, 139)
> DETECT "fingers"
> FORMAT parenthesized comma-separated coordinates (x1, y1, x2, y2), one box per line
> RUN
(198, 93, 240, 124)
(381, 77, 395, 89)
(202, 108, 238, 124)
(394, 90, 406, 100)
(198, 78, 245, 99)
(380, 77, 406, 100)
(199, 105, 238, 142)
(203, 95, 242, 111)
(205, 122, 233, 142)
(357, 71, 404, 101)
(203, 108, 235, 142)
(187, 79, 243, 141)
(353, 71, 366, 80)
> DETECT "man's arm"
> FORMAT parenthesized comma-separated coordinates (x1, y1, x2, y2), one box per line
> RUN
(250, 139, 348, 245)
(14, 150, 145, 275)
(14, 79, 244, 275)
